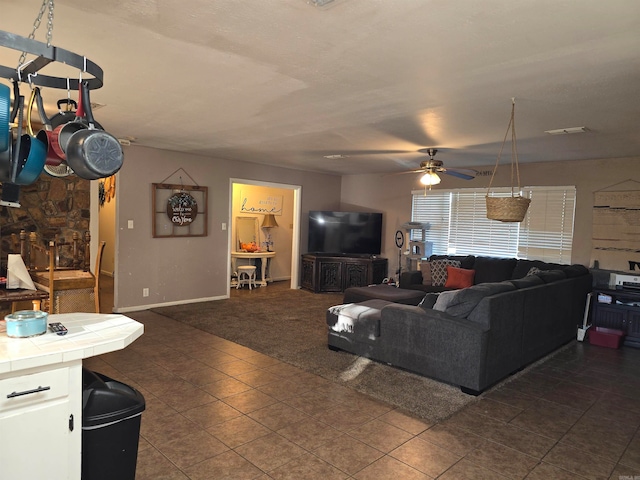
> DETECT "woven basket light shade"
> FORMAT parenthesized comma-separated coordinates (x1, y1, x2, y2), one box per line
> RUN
(486, 98, 530, 222)
(486, 195, 531, 222)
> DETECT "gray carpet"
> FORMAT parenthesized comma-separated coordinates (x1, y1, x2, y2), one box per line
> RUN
(150, 281, 478, 422)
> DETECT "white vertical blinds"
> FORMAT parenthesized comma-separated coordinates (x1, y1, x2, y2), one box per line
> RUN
(411, 186, 576, 261)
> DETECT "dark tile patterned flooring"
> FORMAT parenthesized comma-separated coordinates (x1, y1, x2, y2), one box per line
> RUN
(89, 282, 640, 479)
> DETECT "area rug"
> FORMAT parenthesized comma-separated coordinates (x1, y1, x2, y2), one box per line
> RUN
(151, 282, 479, 422)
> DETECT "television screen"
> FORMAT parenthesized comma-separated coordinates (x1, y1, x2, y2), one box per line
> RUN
(308, 211, 383, 255)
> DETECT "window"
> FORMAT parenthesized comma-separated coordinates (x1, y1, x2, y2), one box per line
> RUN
(411, 186, 576, 263)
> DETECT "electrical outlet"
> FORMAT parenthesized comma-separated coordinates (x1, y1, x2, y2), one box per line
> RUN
(143, 288, 149, 297)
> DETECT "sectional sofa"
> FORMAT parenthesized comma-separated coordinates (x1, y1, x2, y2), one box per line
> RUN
(326, 255, 592, 394)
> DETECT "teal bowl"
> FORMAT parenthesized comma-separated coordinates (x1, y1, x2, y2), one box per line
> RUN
(5, 310, 48, 338)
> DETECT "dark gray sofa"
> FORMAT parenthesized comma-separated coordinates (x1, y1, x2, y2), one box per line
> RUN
(327, 256, 592, 394)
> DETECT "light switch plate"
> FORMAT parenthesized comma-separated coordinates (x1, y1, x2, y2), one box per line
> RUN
(128, 220, 134, 229)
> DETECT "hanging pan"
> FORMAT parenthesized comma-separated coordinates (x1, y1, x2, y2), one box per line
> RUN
(12, 87, 48, 185)
(65, 81, 123, 180)
(48, 86, 87, 161)
(0, 83, 21, 182)
(34, 87, 64, 166)
(0, 82, 9, 154)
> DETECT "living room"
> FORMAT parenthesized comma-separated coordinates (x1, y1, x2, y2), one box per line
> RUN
(2, 2, 640, 479)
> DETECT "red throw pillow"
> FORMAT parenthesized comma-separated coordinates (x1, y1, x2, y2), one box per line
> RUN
(445, 266, 475, 289)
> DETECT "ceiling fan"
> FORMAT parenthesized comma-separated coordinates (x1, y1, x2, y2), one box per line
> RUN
(396, 148, 478, 185)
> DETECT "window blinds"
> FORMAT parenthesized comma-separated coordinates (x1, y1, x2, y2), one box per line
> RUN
(411, 186, 576, 261)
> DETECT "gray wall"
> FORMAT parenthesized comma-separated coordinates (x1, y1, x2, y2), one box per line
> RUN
(114, 147, 640, 311)
(340, 156, 640, 270)
(115, 145, 341, 311)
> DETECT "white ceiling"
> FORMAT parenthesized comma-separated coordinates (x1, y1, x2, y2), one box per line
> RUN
(1, 0, 639, 176)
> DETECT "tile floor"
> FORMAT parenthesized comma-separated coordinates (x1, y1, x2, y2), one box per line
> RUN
(87, 288, 640, 479)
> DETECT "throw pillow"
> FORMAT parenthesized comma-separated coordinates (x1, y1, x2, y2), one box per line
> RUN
(420, 262, 432, 286)
(433, 289, 460, 312)
(430, 259, 461, 286)
(444, 266, 475, 289)
(526, 266, 542, 276)
(418, 292, 439, 311)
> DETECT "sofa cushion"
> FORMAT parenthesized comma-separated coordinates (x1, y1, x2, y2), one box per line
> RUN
(432, 289, 460, 311)
(473, 256, 517, 284)
(343, 285, 426, 305)
(443, 282, 517, 318)
(512, 259, 561, 279)
(561, 264, 589, 278)
(420, 262, 432, 285)
(431, 259, 461, 286)
(510, 275, 545, 289)
(536, 269, 567, 283)
(445, 266, 475, 289)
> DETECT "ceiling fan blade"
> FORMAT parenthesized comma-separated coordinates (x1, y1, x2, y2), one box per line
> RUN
(442, 168, 477, 180)
(387, 168, 424, 176)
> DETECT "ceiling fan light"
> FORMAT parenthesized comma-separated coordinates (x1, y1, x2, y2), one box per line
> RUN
(420, 172, 441, 186)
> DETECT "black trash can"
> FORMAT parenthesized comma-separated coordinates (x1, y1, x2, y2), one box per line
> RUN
(81, 368, 146, 480)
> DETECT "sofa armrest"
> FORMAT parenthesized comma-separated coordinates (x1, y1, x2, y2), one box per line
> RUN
(399, 271, 423, 288)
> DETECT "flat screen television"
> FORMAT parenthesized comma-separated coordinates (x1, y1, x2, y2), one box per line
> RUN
(308, 211, 383, 255)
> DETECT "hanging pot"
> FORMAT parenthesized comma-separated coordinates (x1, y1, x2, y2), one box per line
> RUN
(34, 87, 64, 166)
(0, 83, 9, 154)
(49, 97, 102, 130)
(65, 81, 123, 180)
(13, 87, 48, 185)
(49, 98, 78, 129)
(48, 87, 87, 160)
(0, 83, 20, 182)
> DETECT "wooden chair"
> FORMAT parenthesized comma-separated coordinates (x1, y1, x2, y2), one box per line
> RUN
(25, 232, 100, 314)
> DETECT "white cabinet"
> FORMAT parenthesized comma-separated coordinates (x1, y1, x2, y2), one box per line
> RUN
(0, 362, 82, 480)
(0, 313, 144, 479)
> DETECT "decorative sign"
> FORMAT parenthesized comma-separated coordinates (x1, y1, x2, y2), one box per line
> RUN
(152, 183, 208, 238)
(167, 191, 198, 226)
(240, 191, 283, 216)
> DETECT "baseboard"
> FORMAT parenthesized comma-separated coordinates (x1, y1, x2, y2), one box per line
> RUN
(114, 294, 228, 313)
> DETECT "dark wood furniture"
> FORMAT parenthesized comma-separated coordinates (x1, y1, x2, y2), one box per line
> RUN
(301, 253, 388, 293)
(591, 286, 640, 348)
(0, 288, 49, 312)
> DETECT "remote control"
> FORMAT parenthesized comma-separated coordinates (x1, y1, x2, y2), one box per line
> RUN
(49, 322, 68, 336)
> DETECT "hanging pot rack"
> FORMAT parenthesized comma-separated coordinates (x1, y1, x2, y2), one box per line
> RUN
(0, 30, 103, 91)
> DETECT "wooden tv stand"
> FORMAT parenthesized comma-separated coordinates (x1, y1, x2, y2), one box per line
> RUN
(301, 253, 388, 293)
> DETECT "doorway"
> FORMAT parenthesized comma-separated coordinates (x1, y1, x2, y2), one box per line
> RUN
(229, 179, 301, 293)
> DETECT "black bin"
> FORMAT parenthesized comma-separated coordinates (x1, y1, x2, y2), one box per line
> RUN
(82, 369, 146, 480)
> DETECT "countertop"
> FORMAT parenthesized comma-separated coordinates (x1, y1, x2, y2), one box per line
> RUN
(0, 313, 143, 374)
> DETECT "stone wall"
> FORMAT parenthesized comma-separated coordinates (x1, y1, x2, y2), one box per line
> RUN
(0, 175, 90, 274)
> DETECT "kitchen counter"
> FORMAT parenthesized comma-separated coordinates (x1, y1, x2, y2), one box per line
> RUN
(0, 313, 143, 480)
(0, 312, 143, 373)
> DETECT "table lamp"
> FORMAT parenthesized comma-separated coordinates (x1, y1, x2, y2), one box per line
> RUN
(261, 214, 279, 251)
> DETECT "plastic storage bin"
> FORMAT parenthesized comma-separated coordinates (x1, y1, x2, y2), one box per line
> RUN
(82, 369, 145, 480)
(589, 327, 626, 349)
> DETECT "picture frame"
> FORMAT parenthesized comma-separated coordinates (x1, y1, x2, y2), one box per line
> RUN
(152, 183, 208, 238)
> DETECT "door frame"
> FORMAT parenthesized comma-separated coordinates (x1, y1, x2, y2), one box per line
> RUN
(228, 178, 302, 293)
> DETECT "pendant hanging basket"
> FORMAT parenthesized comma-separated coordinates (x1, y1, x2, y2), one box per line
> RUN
(485, 98, 531, 222)
(486, 195, 530, 222)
